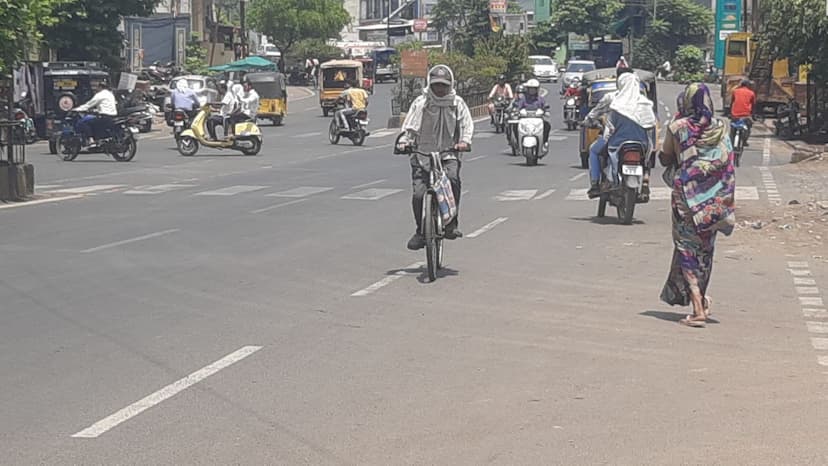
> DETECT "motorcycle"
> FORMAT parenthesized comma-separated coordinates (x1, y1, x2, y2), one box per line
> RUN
(597, 140, 650, 225)
(329, 106, 369, 146)
(775, 98, 802, 140)
(171, 109, 192, 142)
(59, 110, 142, 162)
(492, 95, 508, 134)
(505, 107, 520, 157)
(730, 118, 750, 167)
(176, 105, 262, 156)
(563, 95, 580, 131)
(1, 92, 38, 144)
(517, 108, 549, 166)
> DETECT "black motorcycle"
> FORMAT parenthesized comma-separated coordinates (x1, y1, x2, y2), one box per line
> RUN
(59, 110, 143, 162)
(774, 98, 802, 140)
(492, 95, 508, 134)
(329, 106, 369, 146)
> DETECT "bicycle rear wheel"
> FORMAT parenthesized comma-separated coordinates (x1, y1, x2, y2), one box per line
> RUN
(423, 192, 439, 282)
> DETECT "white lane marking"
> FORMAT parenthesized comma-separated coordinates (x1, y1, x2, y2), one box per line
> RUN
(790, 269, 813, 276)
(466, 155, 487, 162)
(534, 188, 557, 200)
(797, 287, 821, 295)
(474, 133, 495, 139)
(762, 138, 771, 166)
(266, 186, 333, 198)
(0, 194, 85, 210)
(564, 187, 759, 201)
(368, 129, 397, 138)
(250, 198, 308, 214)
(35, 184, 63, 190)
(341, 188, 402, 200)
(294, 132, 322, 138)
(758, 166, 781, 203)
(818, 356, 828, 367)
(806, 321, 828, 334)
(548, 136, 568, 142)
(788, 261, 810, 268)
(124, 184, 198, 195)
(81, 229, 180, 253)
(800, 297, 825, 307)
(565, 188, 589, 200)
(467, 217, 509, 238)
(811, 337, 828, 351)
(71, 345, 262, 438)
(351, 262, 424, 297)
(350, 179, 386, 190)
(48, 185, 125, 194)
(795, 278, 818, 286)
(194, 185, 268, 196)
(803, 309, 828, 318)
(461, 189, 470, 196)
(569, 172, 587, 182)
(495, 190, 537, 201)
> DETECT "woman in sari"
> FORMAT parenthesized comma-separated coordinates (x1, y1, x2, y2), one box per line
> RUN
(659, 83, 736, 328)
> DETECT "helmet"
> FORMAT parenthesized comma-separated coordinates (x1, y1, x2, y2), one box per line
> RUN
(498, 74, 506, 82)
(740, 78, 751, 87)
(525, 79, 540, 88)
(516, 84, 525, 93)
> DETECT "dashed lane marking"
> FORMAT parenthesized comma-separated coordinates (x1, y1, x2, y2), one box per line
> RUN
(351, 262, 425, 297)
(47, 185, 125, 194)
(124, 184, 198, 195)
(0, 194, 85, 210)
(341, 188, 403, 201)
(266, 186, 333, 198)
(533, 188, 557, 200)
(80, 229, 180, 253)
(250, 198, 308, 214)
(194, 185, 268, 196)
(494, 190, 537, 201)
(467, 217, 509, 238)
(350, 179, 386, 190)
(565, 186, 760, 201)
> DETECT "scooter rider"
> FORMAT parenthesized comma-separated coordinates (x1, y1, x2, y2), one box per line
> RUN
(488, 74, 514, 124)
(396, 64, 474, 251)
(74, 80, 117, 145)
(207, 81, 238, 140)
(514, 79, 550, 151)
(227, 81, 259, 136)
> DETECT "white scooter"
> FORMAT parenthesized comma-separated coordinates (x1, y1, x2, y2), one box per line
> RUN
(518, 107, 549, 166)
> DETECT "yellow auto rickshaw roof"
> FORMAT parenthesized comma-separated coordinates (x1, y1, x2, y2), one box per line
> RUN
(320, 59, 364, 69)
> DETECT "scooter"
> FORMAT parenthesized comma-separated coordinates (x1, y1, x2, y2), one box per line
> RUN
(563, 95, 580, 131)
(329, 106, 369, 146)
(176, 105, 262, 156)
(492, 96, 508, 134)
(517, 108, 549, 166)
(7, 92, 37, 144)
(59, 110, 142, 162)
(597, 141, 650, 225)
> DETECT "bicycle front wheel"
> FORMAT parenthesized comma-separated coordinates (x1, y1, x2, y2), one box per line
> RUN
(423, 192, 439, 282)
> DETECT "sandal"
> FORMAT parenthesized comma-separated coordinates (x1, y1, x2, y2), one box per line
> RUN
(679, 314, 707, 328)
(703, 296, 713, 319)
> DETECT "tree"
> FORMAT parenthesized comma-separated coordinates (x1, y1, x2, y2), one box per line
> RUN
(41, 0, 159, 71)
(634, 0, 712, 69)
(762, 0, 828, 84)
(528, 20, 566, 56)
(430, 0, 492, 56)
(0, 0, 66, 74)
(248, 0, 350, 70)
(184, 33, 209, 75)
(551, 0, 623, 53)
(673, 44, 704, 82)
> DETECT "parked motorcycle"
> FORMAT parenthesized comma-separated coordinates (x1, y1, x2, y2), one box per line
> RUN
(59, 110, 142, 162)
(517, 108, 549, 166)
(329, 108, 369, 146)
(774, 98, 802, 140)
(597, 141, 650, 225)
(730, 118, 750, 167)
(492, 95, 508, 134)
(563, 95, 580, 131)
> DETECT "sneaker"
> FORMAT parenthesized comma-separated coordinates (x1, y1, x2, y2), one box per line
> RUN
(444, 227, 463, 240)
(587, 182, 601, 199)
(407, 233, 425, 250)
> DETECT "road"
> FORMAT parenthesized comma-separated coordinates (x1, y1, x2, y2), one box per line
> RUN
(2, 81, 828, 465)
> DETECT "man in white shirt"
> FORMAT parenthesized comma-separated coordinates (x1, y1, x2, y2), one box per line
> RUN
(74, 81, 118, 144)
(227, 80, 259, 136)
(207, 81, 237, 140)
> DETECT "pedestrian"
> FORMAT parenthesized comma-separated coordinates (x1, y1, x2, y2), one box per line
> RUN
(658, 83, 736, 328)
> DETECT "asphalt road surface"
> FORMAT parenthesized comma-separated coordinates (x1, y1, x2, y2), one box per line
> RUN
(2, 82, 828, 465)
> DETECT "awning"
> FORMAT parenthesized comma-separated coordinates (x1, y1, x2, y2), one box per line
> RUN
(208, 56, 277, 72)
(356, 20, 414, 31)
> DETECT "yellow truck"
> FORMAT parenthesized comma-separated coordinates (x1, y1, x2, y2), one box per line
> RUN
(721, 32, 796, 115)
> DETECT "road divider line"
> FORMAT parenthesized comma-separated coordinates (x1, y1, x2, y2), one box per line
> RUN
(81, 229, 180, 253)
(534, 188, 557, 200)
(569, 172, 587, 182)
(351, 179, 386, 190)
(352, 262, 424, 297)
(467, 217, 508, 238)
(0, 194, 85, 210)
(466, 155, 487, 162)
(71, 345, 262, 438)
(250, 198, 308, 214)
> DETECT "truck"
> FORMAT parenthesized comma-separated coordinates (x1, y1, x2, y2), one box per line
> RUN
(721, 32, 796, 116)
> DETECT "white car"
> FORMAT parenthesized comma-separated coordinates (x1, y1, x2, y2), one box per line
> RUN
(529, 55, 559, 83)
(163, 75, 220, 126)
(560, 60, 596, 92)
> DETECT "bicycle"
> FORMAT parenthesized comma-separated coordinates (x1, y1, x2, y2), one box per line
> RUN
(394, 141, 468, 282)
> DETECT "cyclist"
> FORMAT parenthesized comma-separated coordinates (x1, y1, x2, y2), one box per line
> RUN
(396, 65, 474, 251)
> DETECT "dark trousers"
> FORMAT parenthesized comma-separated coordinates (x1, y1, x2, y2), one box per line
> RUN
(207, 115, 226, 140)
(80, 115, 113, 140)
(411, 158, 461, 232)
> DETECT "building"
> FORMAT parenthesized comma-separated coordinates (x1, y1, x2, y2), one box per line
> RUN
(123, 0, 192, 72)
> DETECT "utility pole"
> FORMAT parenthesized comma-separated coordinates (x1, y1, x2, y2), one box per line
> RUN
(240, 0, 246, 57)
(386, 0, 391, 48)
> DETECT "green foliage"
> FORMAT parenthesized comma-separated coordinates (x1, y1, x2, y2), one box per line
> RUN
(42, 0, 159, 71)
(184, 33, 208, 75)
(632, 0, 713, 69)
(474, 35, 532, 81)
(430, 0, 492, 55)
(248, 0, 350, 62)
(0, 0, 67, 73)
(285, 39, 343, 65)
(632, 35, 666, 72)
(762, 0, 828, 84)
(528, 20, 566, 56)
(551, 0, 623, 49)
(674, 44, 704, 82)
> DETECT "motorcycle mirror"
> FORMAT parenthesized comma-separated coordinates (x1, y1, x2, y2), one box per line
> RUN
(20, 91, 27, 99)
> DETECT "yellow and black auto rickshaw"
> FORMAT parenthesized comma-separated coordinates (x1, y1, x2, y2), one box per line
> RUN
(319, 60, 363, 117)
(245, 71, 288, 126)
(578, 68, 657, 169)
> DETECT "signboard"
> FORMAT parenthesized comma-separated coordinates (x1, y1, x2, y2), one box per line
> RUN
(718, 30, 737, 41)
(714, 0, 741, 69)
(401, 50, 428, 78)
(489, 0, 507, 13)
(568, 33, 590, 52)
(118, 72, 138, 91)
(413, 18, 428, 32)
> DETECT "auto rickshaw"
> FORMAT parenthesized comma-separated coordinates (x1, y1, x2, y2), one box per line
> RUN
(578, 68, 657, 169)
(319, 60, 363, 117)
(245, 71, 288, 126)
(355, 57, 375, 94)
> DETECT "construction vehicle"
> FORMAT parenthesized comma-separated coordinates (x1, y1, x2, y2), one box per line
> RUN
(721, 32, 796, 116)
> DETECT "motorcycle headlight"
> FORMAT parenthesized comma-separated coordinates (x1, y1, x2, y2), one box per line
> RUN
(566, 99, 575, 106)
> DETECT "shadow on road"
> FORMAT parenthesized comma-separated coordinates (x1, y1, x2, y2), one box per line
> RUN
(568, 216, 646, 226)
(417, 267, 459, 283)
(640, 310, 720, 324)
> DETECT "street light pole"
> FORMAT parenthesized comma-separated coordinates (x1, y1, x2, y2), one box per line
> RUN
(386, 0, 391, 47)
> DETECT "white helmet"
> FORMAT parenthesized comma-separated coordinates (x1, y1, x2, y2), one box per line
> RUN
(525, 78, 540, 88)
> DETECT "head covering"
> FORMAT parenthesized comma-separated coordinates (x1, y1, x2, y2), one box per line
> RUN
(403, 64, 461, 152)
(232, 83, 244, 99)
(175, 80, 188, 92)
(609, 72, 656, 128)
(671, 82, 716, 151)
(429, 65, 453, 86)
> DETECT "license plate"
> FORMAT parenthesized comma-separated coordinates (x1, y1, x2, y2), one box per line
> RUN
(128, 127, 138, 134)
(622, 165, 643, 176)
(358, 120, 368, 125)
(174, 121, 184, 126)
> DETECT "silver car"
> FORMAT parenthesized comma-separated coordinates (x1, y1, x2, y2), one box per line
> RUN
(163, 75, 220, 125)
(560, 60, 596, 92)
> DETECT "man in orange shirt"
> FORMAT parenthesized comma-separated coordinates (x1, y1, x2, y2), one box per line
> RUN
(730, 79, 756, 145)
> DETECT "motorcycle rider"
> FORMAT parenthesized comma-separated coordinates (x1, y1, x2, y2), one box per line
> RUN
(396, 64, 474, 251)
(74, 80, 117, 145)
(514, 79, 550, 152)
(488, 74, 514, 125)
(172, 79, 201, 117)
(335, 80, 369, 132)
(730, 78, 756, 146)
